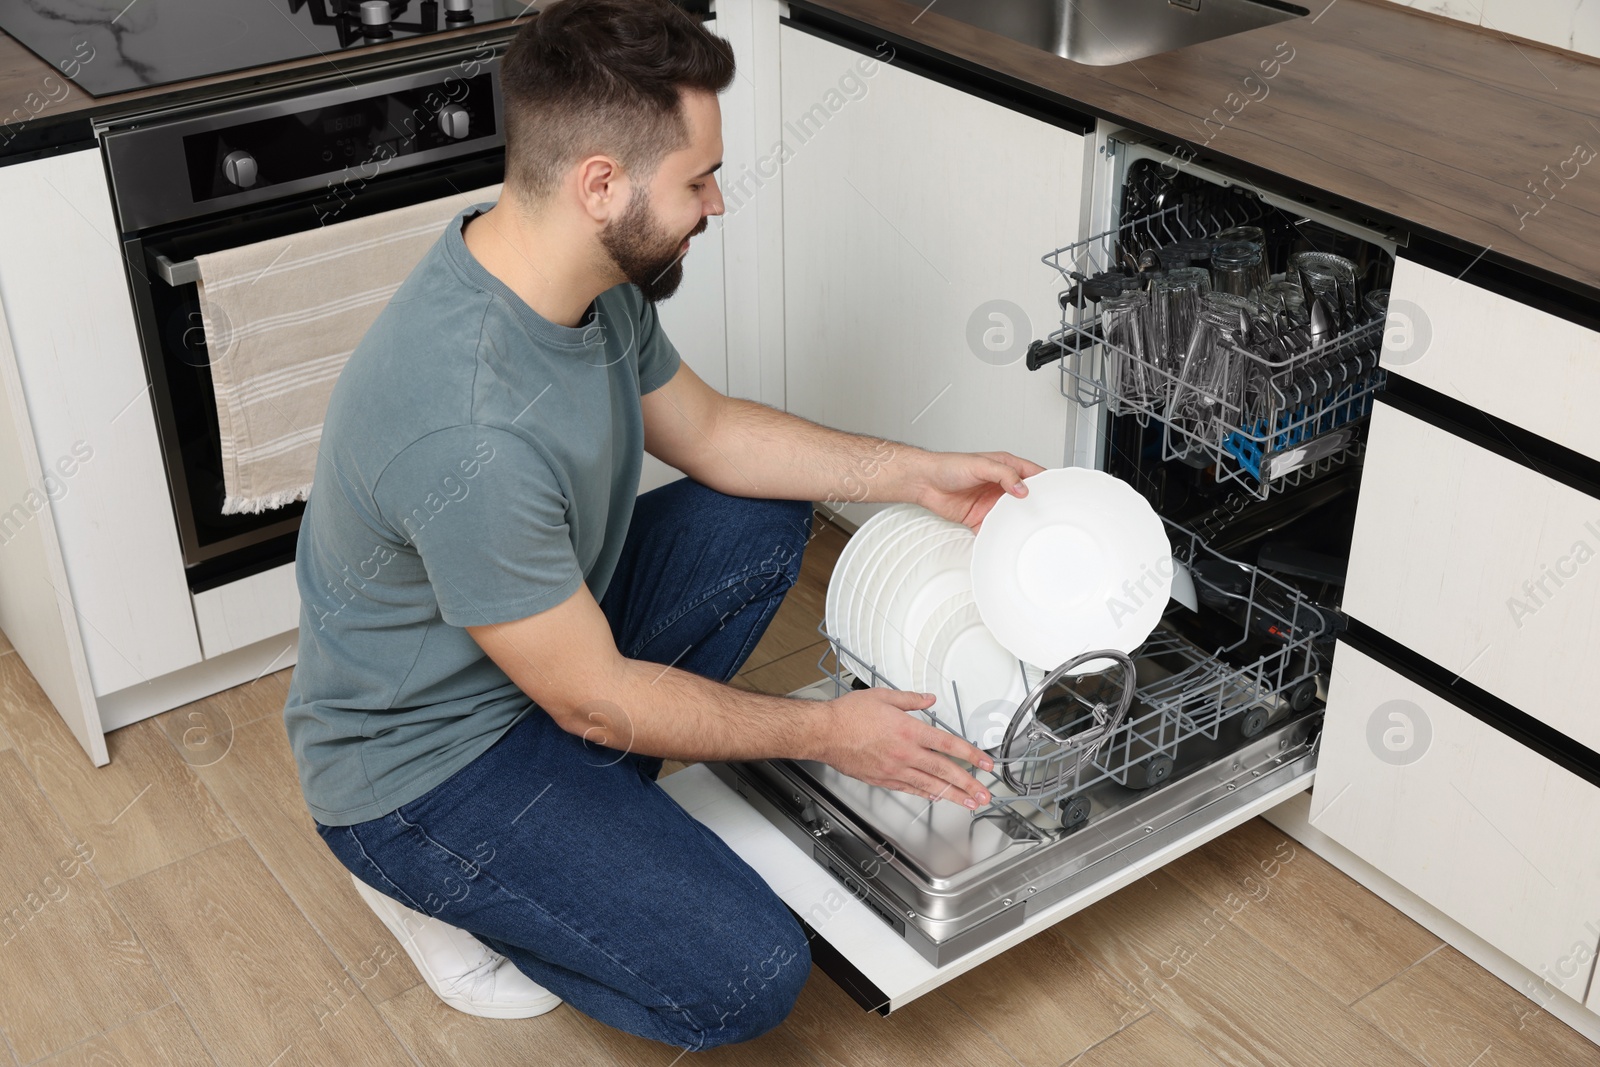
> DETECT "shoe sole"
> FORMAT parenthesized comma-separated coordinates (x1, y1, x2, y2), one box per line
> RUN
(351, 876, 562, 1019)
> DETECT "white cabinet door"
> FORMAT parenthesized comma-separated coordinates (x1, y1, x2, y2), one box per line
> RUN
(1381, 256, 1600, 463)
(0, 149, 202, 701)
(1344, 401, 1600, 750)
(1311, 640, 1600, 1003)
(779, 27, 1083, 524)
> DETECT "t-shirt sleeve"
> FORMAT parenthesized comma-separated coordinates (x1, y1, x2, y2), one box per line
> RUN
(372, 424, 583, 628)
(626, 284, 682, 395)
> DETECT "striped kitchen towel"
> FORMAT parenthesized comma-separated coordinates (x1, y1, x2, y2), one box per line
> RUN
(196, 183, 502, 514)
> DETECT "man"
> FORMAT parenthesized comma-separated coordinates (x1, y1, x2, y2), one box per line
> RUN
(284, 0, 1044, 1051)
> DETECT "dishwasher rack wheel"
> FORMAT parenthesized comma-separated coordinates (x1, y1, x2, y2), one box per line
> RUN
(1057, 794, 1092, 831)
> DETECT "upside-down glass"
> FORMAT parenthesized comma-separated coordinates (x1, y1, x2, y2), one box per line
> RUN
(1210, 240, 1268, 299)
(1148, 267, 1211, 404)
(1100, 289, 1158, 414)
(1290, 251, 1358, 328)
(1167, 296, 1254, 454)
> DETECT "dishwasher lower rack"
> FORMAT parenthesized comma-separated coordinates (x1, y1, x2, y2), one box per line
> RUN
(713, 523, 1329, 965)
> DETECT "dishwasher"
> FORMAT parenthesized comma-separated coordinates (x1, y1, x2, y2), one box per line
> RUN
(702, 127, 1405, 992)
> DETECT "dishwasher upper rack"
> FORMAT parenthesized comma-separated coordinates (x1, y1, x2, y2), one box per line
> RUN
(1041, 203, 1388, 500)
(813, 517, 1331, 833)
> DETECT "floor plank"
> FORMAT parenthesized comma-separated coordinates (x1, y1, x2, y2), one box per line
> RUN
(148, 667, 295, 763)
(33, 1003, 214, 1067)
(733, 642, 830, 697)
(184, 716, 422, 1004)
(573, 1003, 823, 1067)
(0, 655, 237, 886)
(1166, 818, 1442, 1005)
(108, 838, 414, 1067)
(0, 752, 169, 1063)
(1058, 869, 1425, 1067)
(377, 985, 618, 1067)
(782, 968, 1015, 1067)
(0, 627, 14, 655)
(934, 929, 1149, 1067)
(1068, 1011, 1225, 1067)
(1354, 945, 1600, 1067)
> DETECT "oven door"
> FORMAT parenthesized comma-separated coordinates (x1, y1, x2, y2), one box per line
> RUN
(120, 150, 505, 591)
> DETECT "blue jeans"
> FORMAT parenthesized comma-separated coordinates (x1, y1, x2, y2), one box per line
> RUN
(315, 479, 816, 1050)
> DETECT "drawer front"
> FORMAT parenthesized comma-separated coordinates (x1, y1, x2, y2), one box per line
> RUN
(191, 562, 300, 659)
(1383, 256, 1600, 463)
(1312, 641, 1600, 1002)
(1345, 401, 1600, 750)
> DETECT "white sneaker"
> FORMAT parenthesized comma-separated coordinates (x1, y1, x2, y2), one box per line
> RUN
(350, 875, 561, 1019)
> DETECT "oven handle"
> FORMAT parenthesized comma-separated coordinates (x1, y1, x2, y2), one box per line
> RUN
(152, 254, 201, 287)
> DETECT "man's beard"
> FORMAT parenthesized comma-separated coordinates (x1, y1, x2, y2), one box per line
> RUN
(598, 190, 706, 303)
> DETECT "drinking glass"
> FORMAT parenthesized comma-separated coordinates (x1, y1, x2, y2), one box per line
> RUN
(1148, 267, 1210, 404)
(1210, 241, 1268, 299)
(1100, 290, 1156, 413)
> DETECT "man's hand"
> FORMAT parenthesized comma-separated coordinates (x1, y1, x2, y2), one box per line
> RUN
(816, 688, 995, 808)
(913, 451, 1049, 533)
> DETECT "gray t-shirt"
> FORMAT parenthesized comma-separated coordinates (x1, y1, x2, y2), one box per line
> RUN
(283, 203, 681, 826)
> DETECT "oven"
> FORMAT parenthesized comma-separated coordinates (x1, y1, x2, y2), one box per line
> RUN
(101, 45, 508, 593)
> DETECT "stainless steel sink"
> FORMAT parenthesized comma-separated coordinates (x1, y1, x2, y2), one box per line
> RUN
(925, 0, 1308, 66)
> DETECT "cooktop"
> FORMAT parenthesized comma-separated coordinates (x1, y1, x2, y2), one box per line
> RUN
(0, 0, 534, 98)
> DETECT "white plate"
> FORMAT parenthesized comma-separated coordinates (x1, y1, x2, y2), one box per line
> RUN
(866, 525, 972, 687)
(916, 601, 1045, 749)
(889, 540, 977, 691)
(971, 468, 1171, 673)
(845, 515, 947, 680)
(825, 504, 919, 672)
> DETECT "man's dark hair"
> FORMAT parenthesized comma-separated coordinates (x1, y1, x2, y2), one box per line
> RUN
(500, 0, 737, 202)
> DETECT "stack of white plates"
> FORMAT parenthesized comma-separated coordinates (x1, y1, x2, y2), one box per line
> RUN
(824, 470, 1174, 752)
(824, 505, 1044, 749)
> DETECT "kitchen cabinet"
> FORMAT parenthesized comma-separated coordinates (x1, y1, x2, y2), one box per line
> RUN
(777, 23, 1083, 523)
(1311, 640, 1600, 1003)
(1344, 400, 1600, 750)
(0, 147, 206, 762)
(1380, 257, 1600, 463)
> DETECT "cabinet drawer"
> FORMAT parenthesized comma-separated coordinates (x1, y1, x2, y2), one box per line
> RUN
(1383, 256, 1600, 463)
(1345, 401, 1600, 750)
(1312, 640, 1600, 1002)
(191, 562, 300, 659)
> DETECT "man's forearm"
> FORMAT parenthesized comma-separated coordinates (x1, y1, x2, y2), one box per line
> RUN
(574, 656, 837, 764)
(702, 397, 932, 508)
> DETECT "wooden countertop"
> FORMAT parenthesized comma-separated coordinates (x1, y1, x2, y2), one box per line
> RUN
(788, 0, 1600, 296)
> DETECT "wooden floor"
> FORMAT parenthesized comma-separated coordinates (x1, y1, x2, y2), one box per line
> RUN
(0, 513, 1596, 1066)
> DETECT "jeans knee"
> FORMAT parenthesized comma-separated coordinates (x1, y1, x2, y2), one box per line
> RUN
(691, 927, 811, 1049)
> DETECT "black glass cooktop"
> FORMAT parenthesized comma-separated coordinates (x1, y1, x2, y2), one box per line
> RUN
(0, 0, 533, 98)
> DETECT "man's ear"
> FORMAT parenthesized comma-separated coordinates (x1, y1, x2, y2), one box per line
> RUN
(575, 155, 626, 223)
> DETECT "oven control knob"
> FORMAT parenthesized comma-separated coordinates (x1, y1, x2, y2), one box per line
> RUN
(438, 104, 470, 140)
(360, 1, 392, 29)
(443, 0, 473, 12)
(222, 150, 258, 189)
